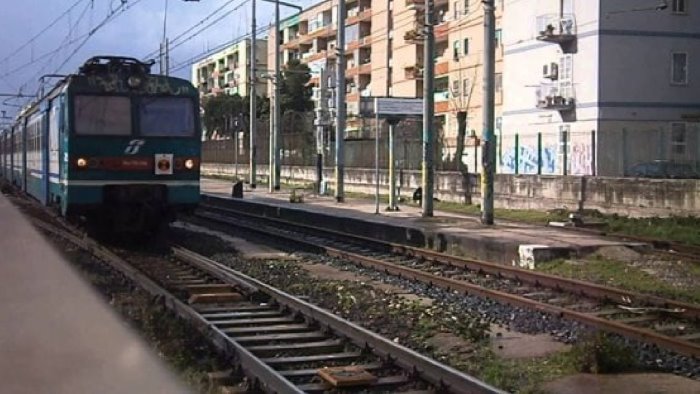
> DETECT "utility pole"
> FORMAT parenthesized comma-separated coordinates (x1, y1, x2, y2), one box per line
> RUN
(387, 118, 399, 211)
(249, 0, 257, 188)
(334, 0, 346, 203)
(161, 0, 169, 75)
(165, 38, 170, 75)
(421, 0, 435, 217)
(481, 0, 496, 224)
(315, 67, 328, 194)
(273, 0, 281, 190)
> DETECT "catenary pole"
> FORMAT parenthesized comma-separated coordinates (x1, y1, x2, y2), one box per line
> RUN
(334, 0, 346, 202)
(421, 0, 435, 217)
(249, 0, 257, 188)
(481, 0, 496, 224)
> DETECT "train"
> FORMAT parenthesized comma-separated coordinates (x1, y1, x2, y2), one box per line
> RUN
(0, 56, 202, 234)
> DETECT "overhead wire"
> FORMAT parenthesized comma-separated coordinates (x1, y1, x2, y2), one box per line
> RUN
(141, 0, 247, 61)
(52, 0, 149, 75)
(0, 0, 88, 66)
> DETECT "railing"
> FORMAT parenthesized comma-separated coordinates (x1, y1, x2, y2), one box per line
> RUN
(308, 20, 331, 33)
(535, 82, 575, 110)
(536, 13, 577, 41)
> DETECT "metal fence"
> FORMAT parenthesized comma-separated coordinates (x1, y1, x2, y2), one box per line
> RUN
(497, 126, 700, 177)
(202, 113, 700, 178)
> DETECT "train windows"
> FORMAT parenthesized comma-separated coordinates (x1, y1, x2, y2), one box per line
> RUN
(74, 95, 131, 136)
(139, 97, 195, 137)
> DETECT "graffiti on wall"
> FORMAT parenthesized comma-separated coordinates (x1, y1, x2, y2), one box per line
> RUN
(86, 74, 193, 95)
(501, 145, 557, 174)
(570, 142, 592, 175)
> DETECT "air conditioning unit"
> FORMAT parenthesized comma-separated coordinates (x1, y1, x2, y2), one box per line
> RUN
(543, 62, 559, 80)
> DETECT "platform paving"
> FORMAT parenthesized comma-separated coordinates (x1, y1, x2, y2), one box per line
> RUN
(201, 178, 645, 265)
(0, 193, 189, 393)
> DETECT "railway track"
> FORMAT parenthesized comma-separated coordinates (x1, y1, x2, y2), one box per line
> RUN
(32, 220, 501, 394)
(195, 197, 700, 359)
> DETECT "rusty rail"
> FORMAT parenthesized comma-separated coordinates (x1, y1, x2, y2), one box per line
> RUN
(197, 202, 700, 358)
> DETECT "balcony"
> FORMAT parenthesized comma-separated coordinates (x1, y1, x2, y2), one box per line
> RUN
(404, 64, 423, 80)
(435, 60, 449, 75)
(358, 63, 371, 75)
(536, 83, 575, 111)
(283, 37, 301, 49)
(302, 50, 327, 63)
(403, 28, 423, 44)
(308, 21, 335, 39)
(536, 14, 576, 44)
(347, 9, 372, 25)
(435, 22, 449, 41)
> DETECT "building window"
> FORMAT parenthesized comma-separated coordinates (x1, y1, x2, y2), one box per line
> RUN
(463, 78, 470, 96)
(452, 80, 461, 96)
(671, 122, 687, 154)
(495, 73, 502, 92)
(671, 52, 688, 85)
(672, 0, 687, 14)
(495, 29, 502, 46)
(463, 38, 470, 55)
(453, 40, 461, 59)
(454, 1, 469, 19)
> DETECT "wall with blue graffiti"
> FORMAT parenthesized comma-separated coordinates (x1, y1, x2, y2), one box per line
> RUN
(500, 144, 557, 174)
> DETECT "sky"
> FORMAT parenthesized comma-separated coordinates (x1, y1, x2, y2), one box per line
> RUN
(0, 0, 316, 117)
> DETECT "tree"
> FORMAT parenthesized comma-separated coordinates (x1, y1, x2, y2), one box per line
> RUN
(202, 93, 270, 139)
(278, 59, 313, 114)
(450, 64, 480, 205)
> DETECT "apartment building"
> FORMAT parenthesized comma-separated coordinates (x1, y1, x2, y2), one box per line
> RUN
(269, 0, 502, 165)
(191, 38, 268, 98)
(502, 0, 700, 176)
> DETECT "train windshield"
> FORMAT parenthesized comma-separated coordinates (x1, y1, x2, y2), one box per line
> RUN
(139, 97, 195, 137)
(74, 95, 132, 136)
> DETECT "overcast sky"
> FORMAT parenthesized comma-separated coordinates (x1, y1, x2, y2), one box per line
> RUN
(0, 0, 315, 116)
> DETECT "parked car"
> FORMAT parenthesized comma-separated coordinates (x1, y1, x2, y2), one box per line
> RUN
(628, 160, 700, 179)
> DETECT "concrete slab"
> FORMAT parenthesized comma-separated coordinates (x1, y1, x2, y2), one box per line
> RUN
(201, 178, 645, 265)
(542, 373, 700, 394)
(172, 221, 296, 260)
(490, 326, 569, 359)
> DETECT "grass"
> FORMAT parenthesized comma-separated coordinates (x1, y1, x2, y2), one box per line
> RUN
(538, 257, 700, 303)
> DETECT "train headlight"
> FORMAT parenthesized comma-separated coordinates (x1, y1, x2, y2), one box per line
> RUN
(184, 159, 195, 169)
(76, 158, 87, 168)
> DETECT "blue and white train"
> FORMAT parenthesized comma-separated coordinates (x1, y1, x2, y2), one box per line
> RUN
(0, 56, 202, 234)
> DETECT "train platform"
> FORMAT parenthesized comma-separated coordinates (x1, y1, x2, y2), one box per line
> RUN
(201, 178, 645, 265)
(0, 193, 189, 393)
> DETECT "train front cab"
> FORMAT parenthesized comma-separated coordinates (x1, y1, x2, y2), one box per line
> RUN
(62, 76, 200, 231)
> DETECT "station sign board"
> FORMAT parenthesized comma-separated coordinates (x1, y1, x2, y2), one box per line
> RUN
(374, 98, 423, 116)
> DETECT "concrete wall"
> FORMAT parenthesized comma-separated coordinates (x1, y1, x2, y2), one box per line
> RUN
(203, 163, 700, 217)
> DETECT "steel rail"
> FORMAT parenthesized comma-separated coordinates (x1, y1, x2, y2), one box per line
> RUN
(32, 218, 502, 393)
(173, 247, 505, 394)
(195, 205, 700, 358)
(31, 220, 305, 394)
(199, 198, 700, 320)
